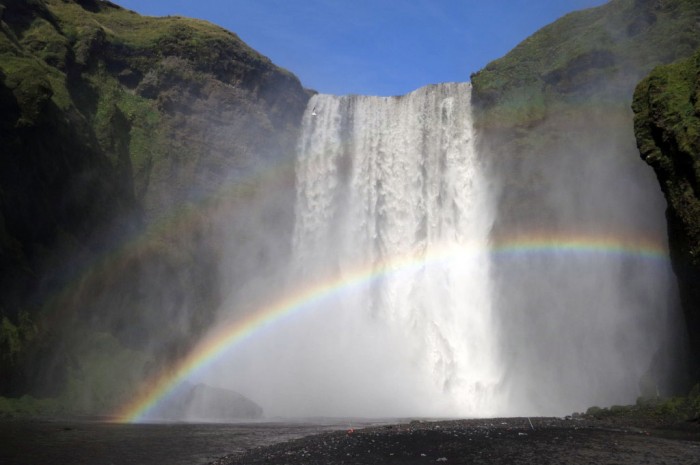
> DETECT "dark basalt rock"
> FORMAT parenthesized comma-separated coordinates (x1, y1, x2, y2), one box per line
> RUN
(154, 383, 263, 421)
(633, 50, 700, 378)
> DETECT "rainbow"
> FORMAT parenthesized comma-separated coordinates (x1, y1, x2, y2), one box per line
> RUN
(114, 231, 669, 423)
(491, 231, 668, 261)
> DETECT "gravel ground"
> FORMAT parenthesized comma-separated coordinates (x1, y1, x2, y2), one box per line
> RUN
(210, 416, 700, 465)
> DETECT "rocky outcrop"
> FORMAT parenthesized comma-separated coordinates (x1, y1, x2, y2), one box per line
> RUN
(153, 383, 263, 421)
(0, 0, 309, 411)
(633, 50, 700, 377)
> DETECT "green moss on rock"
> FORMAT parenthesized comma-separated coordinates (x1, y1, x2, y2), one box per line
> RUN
(633, 50, 700, 375)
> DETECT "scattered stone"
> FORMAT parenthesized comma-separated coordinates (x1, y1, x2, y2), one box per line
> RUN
(210, 416, 700, 465)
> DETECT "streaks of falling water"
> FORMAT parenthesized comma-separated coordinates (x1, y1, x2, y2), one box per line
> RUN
(288, 83, 501, 417)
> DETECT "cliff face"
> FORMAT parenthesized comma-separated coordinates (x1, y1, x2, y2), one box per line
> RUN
(0, 0, 309, 411)
(471, 0, 700, 233)
(633, 50, 700, 377)
(470, 0, 700, 397)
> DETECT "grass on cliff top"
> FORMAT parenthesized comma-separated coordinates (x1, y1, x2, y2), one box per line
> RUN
(45, 0, 239, 44)
(471, 0, 700, 128)
(37, 0, 301, 92)
(44, 0, 275, 68)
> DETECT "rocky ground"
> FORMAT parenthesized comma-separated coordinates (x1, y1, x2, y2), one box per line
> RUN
(209, 416, 700, 465)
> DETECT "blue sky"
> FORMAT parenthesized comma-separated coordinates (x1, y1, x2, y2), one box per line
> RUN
(112, 0, 609, 96)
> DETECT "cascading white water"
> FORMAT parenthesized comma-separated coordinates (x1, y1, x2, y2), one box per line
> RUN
(285, 83, 502, 417)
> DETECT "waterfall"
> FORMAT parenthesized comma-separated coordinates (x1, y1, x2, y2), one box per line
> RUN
(285, 83, 502, 417)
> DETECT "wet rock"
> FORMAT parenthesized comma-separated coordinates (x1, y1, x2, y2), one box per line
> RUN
(153, 383, 263, 421)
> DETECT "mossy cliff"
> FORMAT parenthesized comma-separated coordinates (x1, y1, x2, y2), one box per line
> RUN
(471, 0, 700, 395)
(633, 50, 700, 377)
(0, 0, 309, 414)
(471, 0, 699, 232)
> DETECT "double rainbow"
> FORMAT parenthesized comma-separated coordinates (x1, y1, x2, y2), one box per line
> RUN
(114, 232, 668, 423)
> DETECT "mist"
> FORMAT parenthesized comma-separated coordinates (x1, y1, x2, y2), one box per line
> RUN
(485, 101, 684, 414)
(180, 76, 688, 420)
